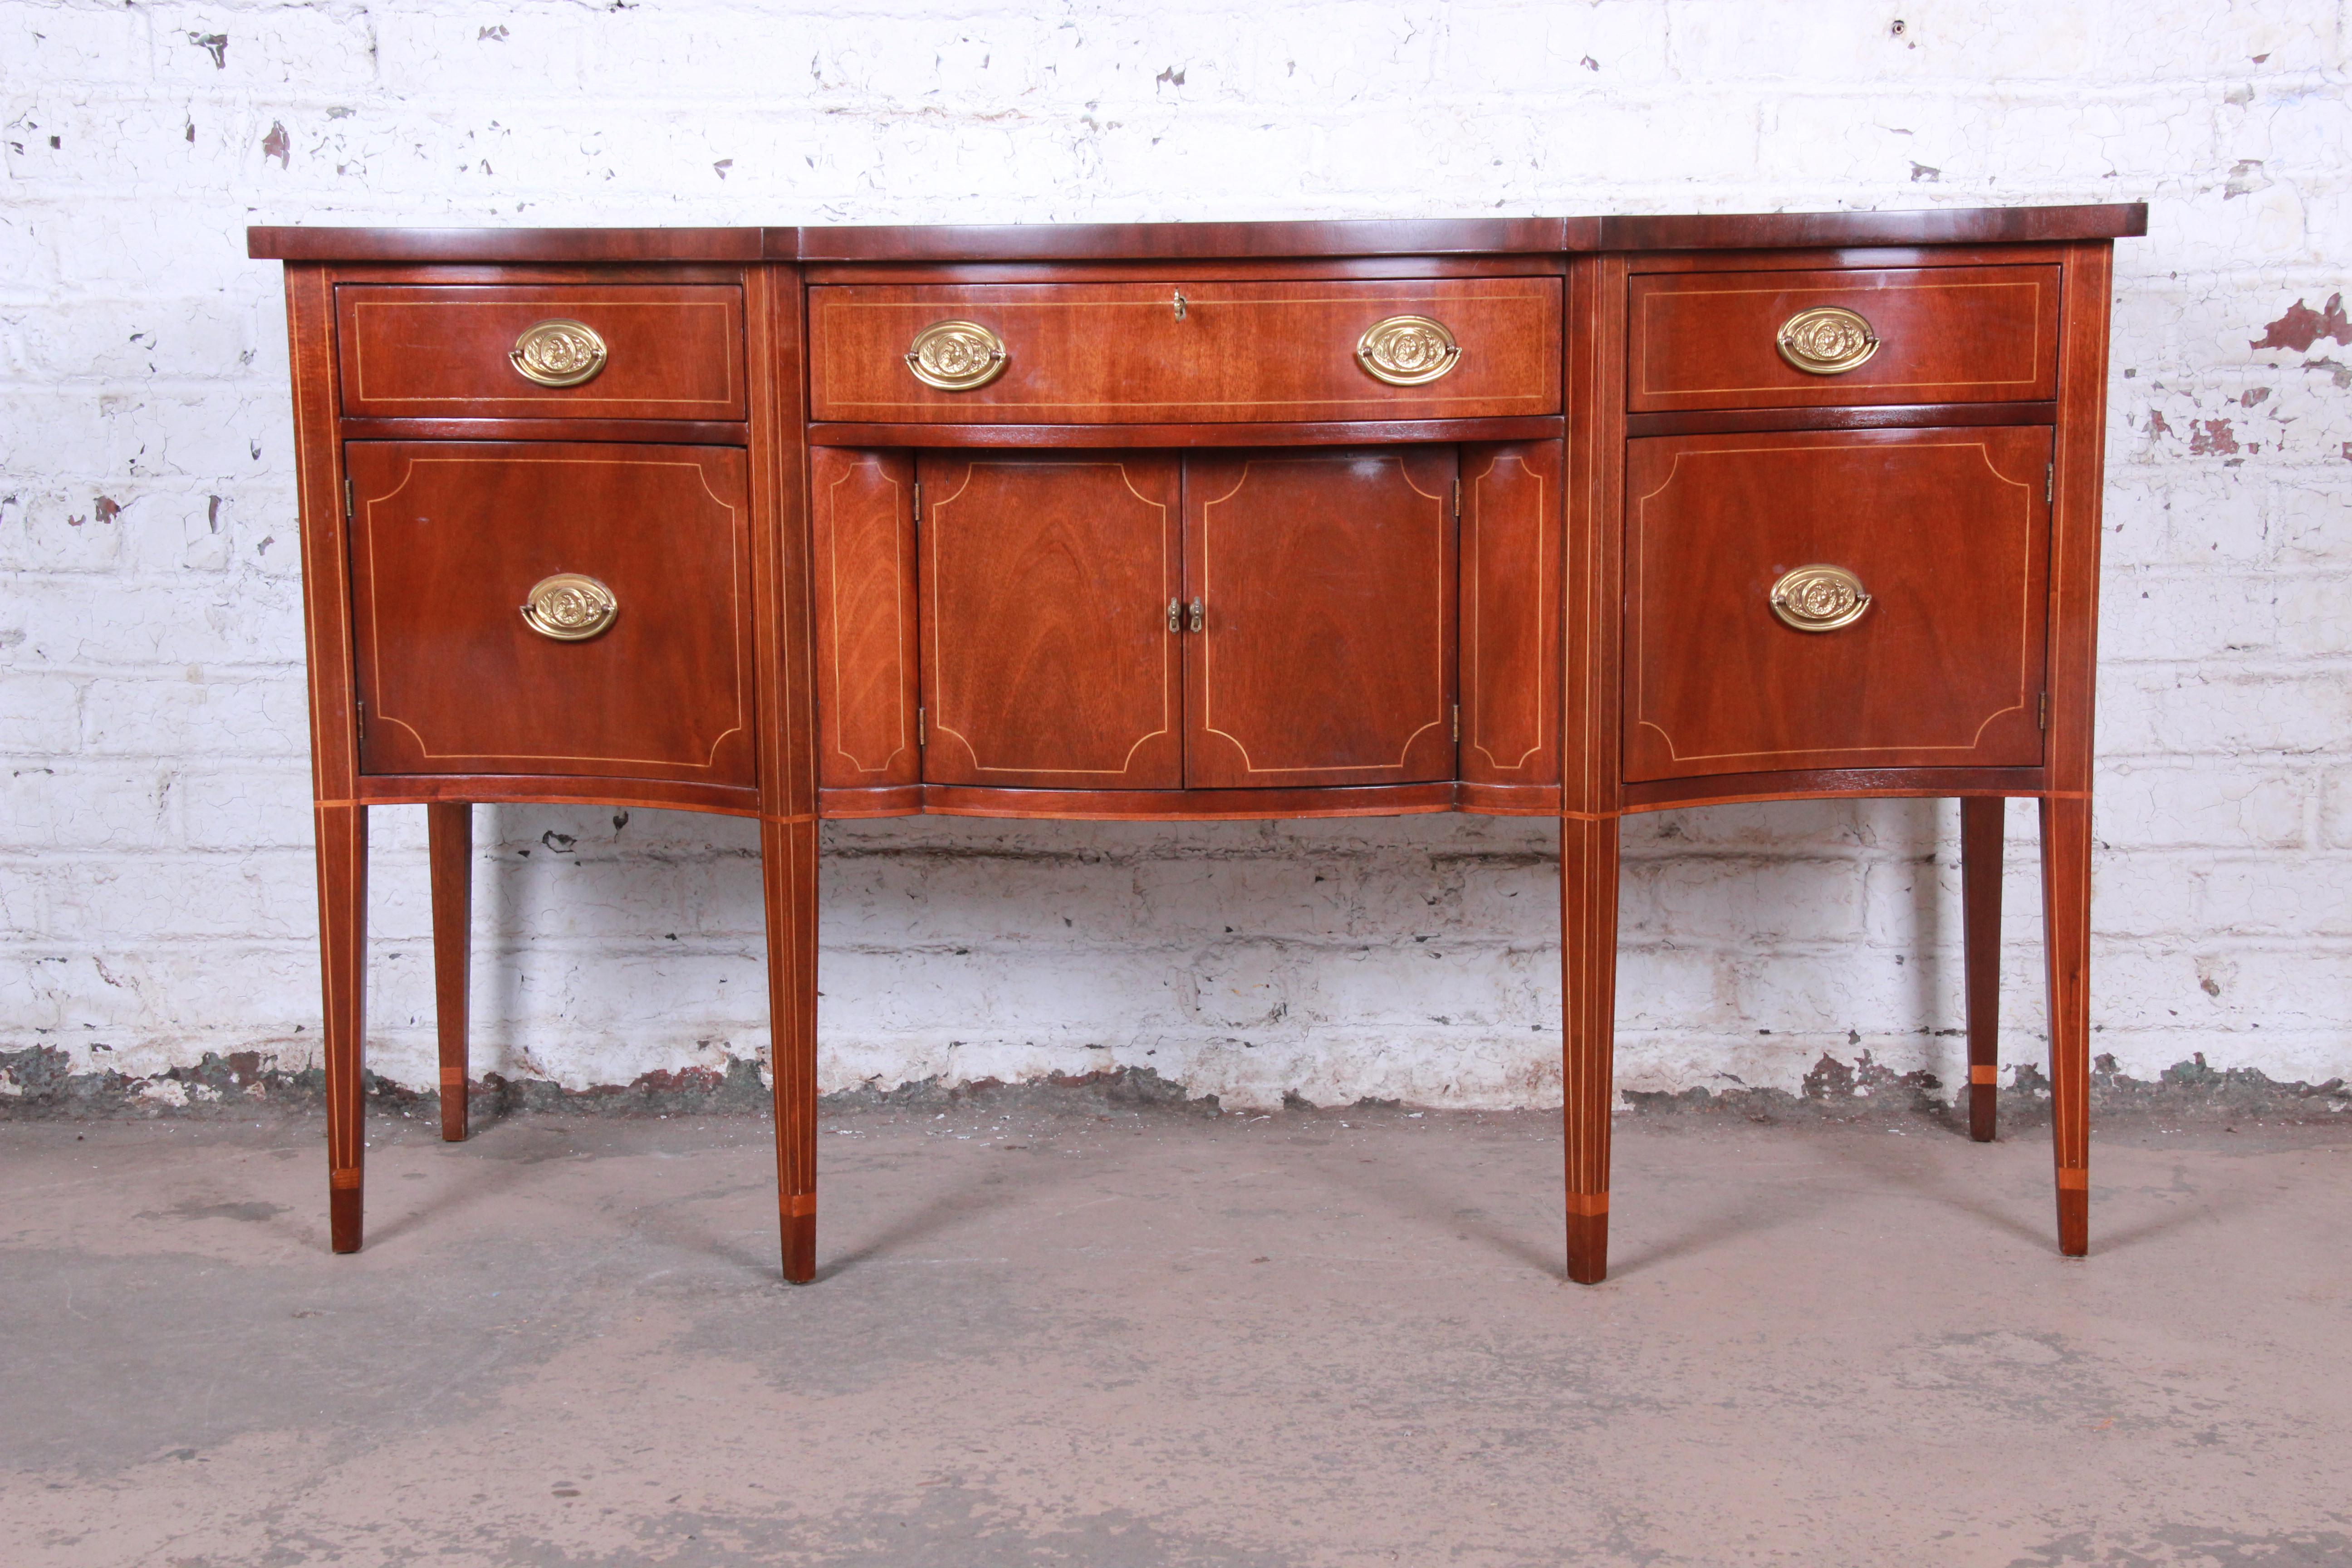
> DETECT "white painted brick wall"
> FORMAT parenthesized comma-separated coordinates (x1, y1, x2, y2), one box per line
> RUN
(2, 0, 2347, 1109)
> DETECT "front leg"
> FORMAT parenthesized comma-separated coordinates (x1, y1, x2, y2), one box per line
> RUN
(1562, 813, 1621, 1284)
(763, 816, 820, 1283)
(2040, 795, 2093, 1256)
(315, 803, 369, 1252)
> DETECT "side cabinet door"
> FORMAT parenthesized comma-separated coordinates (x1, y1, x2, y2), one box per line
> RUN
(918, 453, 1183, 789)
(812, 449, 919, 793)
(1184, 447, 1458, 789)
(1623, 425, 2053, 781)
(1459, 441, 1563, 789)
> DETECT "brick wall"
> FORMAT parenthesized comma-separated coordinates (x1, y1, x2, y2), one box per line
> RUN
(2, 0, 2345, 1111)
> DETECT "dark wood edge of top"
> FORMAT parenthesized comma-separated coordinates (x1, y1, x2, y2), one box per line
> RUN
(248, 205, 2147, 265)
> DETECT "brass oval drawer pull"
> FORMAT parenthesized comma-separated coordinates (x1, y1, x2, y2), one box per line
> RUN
(521, 573, 619, 641)
(509, 319, 609, 387)
(905, 320, 1009, 391)
(1355, 314, 1461, 386)
(1769, 564, 1872, 632)
(1775, 306, 1880, 375)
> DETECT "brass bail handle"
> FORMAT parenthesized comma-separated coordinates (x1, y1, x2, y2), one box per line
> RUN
(521, 573, 619, 642)
(1172, 288, 1187, 322)
(1356, 315, 1461, 386)
(1776, 306, 1879, 375)
(905, 320, 1009, 391)
(1768, 565, 1871, 632)
(510, 319, 608, 387)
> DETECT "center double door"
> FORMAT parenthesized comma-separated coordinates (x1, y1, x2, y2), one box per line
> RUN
(919, 447, 1460, 792)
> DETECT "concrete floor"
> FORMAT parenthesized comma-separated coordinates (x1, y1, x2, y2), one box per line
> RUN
(2, 1100, 2348, 1567)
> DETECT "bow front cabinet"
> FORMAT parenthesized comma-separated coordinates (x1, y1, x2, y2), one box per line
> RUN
(251, 203, 2144, 1283)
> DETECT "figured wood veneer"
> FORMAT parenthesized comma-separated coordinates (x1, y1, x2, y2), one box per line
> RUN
(808, 278, 1561, 423)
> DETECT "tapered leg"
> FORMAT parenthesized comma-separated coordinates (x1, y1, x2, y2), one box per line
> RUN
(1960, 797, 2006, 1142)
(2040, 795, 2092, 1256)
(427, 802, 472, 1142)
(762, 816, 820, 1283)
(1562, 814, 1622, 1284)
(315, 803, 368, 1253)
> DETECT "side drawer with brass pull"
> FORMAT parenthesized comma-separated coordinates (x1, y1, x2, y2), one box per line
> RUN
(343, 440, 755, 786)
(337, 284, 747, 421)
(1627, 264, 2060, 412)
(809, 278, 1560, 424)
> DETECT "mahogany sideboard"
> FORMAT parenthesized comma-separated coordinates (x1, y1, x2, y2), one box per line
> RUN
(250, 202, 2145, 1284)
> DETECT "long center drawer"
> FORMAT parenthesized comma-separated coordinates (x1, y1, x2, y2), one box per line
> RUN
(807, 278, 1562, 424)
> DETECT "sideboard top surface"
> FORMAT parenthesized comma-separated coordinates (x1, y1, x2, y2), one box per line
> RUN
(248, 203, 2148, 265)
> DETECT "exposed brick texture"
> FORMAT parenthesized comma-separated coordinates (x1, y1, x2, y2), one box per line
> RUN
(1, 1, 2346, 1111)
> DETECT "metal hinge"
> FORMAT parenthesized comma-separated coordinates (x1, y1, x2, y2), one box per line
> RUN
(2045, 463, 2054, 504)
(1452, 703, 1460, 743)
(343, 478, 353, 519)
(911, 480, 921, 523)
(1452, 478, 1461, 520)
(916, 706, 926, 746)
(2038, 692, 2049, 731)
(355, 696, 366, 744)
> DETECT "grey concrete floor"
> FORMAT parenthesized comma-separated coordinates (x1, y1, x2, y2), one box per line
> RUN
(1, 1100, 2348, 1568)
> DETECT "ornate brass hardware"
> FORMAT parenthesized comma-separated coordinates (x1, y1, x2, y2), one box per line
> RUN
(1768, 564, 1872, 632)
(1172, 288, 1187, 322)
(1775, 306, 1880, 375)
(1168, 598, 1181, 632)
(1355, 315, 1461, 386)
(1188, 598, 1204, 633)
(509, 319, 608, 387)
(520, 573, 619, 642)
(904, 320, 1009, 391)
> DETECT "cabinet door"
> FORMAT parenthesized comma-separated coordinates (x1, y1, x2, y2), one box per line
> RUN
(812, 448, 919, 790)
(345, 441, 755, 785)
(1624, 426, 2052, 781)
(918, 454, 1183, 789)
(1459, 441, 1562, 788)
(1184, 448, 1458, 789)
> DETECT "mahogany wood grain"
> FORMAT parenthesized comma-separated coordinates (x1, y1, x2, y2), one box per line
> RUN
(796, 217, 1582, 263)
(338, 417, 750, 446)
(1621, 767, 2049, 813)
(1961, 795, 2004, 1143)
(1452, 781, 1561, 816)
(1623, 402, 2055, 439)
(807, 417, 1566, 450)
(748, 264, 823, 1282)
(333, 263, 752, 289)
(283, 265, 361, 813)
(1184, 447, 1458, 789)
(252, 206, 2144, 267)
(427, 801, 472, 1143)
(1560, 253, 1628, 1285)
(2042, 794, 2093, 1256)
(345, 441, 756, 786)
(917, 783, 1459, 819)
(808, 279, 1561, 423)
(351, 774, 761, 815)
(2038, 240, 2117, 1258)
(1598, 203, 2146, 251)
(315, 803, 368, 1253)
(818, 784, 926, 818)
(1460, 441, 1562, 789)
(1628, 265, 2060, 412)
(338, 285, 746, 421)
(253, 226, 768, 262)
(804, 258, 1565, 285)
(1623, 425, 2053, 781)
(1618, 242, 2073, 278)
(811, 449, 919, 791)
(919, 454, 1184, 789)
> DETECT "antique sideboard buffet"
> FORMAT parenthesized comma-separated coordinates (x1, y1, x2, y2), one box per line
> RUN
(250, 201, 2145, 1284)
